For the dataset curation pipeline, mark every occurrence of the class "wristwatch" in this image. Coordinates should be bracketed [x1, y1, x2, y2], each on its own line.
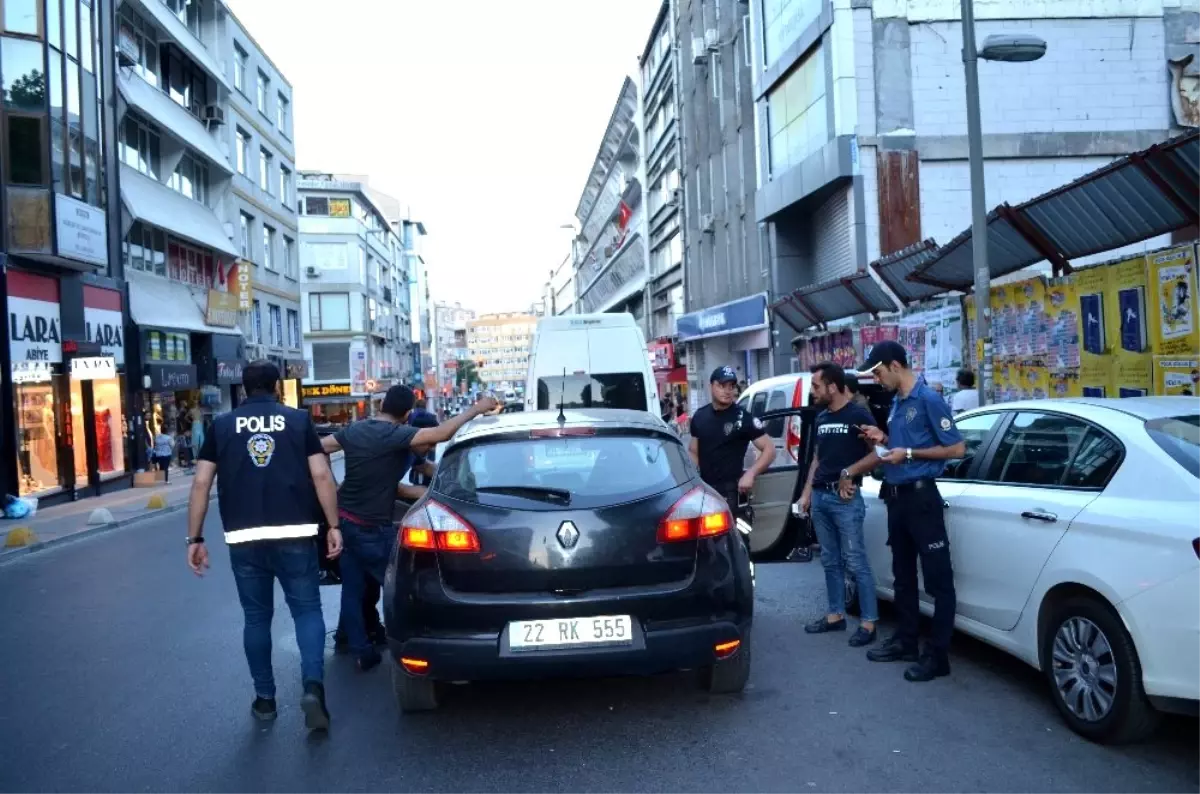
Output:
[839, 468, 852, 480]
[186, 536, 204, 546]
[905, 448, 914, 462]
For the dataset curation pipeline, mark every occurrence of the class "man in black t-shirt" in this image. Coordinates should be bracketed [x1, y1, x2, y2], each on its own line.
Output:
[797, 362, 882, 647]
[688, 366, 776, 519]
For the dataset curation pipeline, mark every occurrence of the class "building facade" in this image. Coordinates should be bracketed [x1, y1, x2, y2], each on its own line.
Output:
[547, 252, 575, 315]
[467, 312, 536, 391]
[431, 300, 475, 398]
[674, 0, 772, 403]
[297, 173, 411, 425]
[0, 0, 126, 504]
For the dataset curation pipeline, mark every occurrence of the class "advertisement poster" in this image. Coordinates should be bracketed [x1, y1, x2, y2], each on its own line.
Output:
[1021, 363, 1050, 400]
[859, 325, 878, 363]
[1049, 371, 1081, 399]
[1045, 276, 1080, 372]
[1153, 357, 1200, 396]
[1075, 264, 1112, 387]
[1146, 245, 1199, 356]
[939, 303, 963, 371]
[1112, 354, 1152, 398]
[1008, 278, 1047, 358]
[924, 308, 941, 375]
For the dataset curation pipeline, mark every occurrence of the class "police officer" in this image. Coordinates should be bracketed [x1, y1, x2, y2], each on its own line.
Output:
[857, 341, 965, 682]
[688, 366, 776, 520]
[186, 360, 342, 732]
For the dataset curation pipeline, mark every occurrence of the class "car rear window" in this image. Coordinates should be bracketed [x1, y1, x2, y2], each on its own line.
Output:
[1145, 415, 1200, 479]
[536, 373, 647, 410]
[433, 434, 693, 509]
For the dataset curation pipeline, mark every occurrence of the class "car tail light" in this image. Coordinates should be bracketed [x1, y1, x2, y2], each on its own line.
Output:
[400, 657, 430, 675]
[531, 426, 596, 438]
[786, 379, 806, 463]
[399, 501, 481, 553]
[658, 485, 732, 543]
[714, 639, 741, 659]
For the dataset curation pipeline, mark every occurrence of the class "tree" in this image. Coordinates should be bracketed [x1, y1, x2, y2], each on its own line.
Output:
[456, 359, 480, 390]
[8, 70, 45, 110]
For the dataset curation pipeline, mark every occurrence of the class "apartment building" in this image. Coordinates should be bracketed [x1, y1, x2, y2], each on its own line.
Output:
[431, 300, 475, 396]
[467, 313, 537, 390]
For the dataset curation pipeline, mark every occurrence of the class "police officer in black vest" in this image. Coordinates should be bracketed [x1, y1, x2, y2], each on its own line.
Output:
[858, 341, 965, 682]
[186, 360, 342, 733]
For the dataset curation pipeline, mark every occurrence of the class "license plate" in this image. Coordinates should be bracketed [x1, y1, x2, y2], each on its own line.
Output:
[508, 615, 633, 652]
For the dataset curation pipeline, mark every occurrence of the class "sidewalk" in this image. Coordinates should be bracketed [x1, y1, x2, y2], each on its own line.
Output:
[1, 472, 202, 563]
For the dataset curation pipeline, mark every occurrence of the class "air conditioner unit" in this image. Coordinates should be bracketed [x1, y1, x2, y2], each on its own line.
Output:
[305, 265, 320, 277]
[701, 213, 716, 233]
[691, 37, 707, 65]
[705, 28, 720, 51]
[203, 105, 225, 125]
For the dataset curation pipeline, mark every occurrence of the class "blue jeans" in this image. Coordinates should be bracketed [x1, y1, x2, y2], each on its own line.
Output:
[228, 538, 326, 699]
[339, 518, 397, 658]
[811, 489, 879, 622]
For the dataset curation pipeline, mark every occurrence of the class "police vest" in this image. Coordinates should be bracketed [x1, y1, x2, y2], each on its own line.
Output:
[210, 396, 320, 544]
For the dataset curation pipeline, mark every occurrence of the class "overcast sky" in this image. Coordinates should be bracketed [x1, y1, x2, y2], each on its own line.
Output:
[225, 0, 661, 315]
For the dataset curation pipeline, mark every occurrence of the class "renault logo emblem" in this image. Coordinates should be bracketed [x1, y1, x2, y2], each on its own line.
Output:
[556, 521, 579, 549]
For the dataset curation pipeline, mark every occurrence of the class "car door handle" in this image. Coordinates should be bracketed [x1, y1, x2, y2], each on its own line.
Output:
[1021, 510, 1058, 523]
[942, 500, 950, 509]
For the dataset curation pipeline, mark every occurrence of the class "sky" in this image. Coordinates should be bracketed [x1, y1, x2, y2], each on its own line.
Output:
[225, 0, 662, 316]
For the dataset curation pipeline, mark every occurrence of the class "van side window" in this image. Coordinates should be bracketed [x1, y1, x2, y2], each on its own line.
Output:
[764, 388, 788, 438]
[750, 392, 767, 416]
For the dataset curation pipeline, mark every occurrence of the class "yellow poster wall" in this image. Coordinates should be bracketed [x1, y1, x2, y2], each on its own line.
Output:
[1105, 257, 1153, 397]
[1153, 357, 1200, 396]
[1074, 264, 1112, 396]
[1146, 245, 1199, 357]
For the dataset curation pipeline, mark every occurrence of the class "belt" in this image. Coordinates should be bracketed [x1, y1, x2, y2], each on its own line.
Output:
[881, 478, 937, 497]
[812, 478, 863, 491]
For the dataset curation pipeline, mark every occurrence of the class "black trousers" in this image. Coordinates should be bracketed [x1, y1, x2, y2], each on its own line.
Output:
[884, 481, 956, 654]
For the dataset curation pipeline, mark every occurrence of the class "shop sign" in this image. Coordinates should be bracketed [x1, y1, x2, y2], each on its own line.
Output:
[54, 193, 108, 267]
[216, 360, 245, 384]
[234, 261, 253, 310]
[285, 359, 309, 379]
[648, 341, 674, 371]
[83, 286, 125, 366]
[300, 382, 352, 400]
[206, 290, 240, 328]
[147, 363, 197, 391]
[11, 361, 52, 383]
[676, 293, 769, 342]
[70, 356, 117, 380]
[8, 271, 62, 365]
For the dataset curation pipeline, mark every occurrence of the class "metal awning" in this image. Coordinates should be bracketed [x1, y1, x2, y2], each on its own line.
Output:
[118, 71, 233, 174]
[910, 130, 1199, 291]
[120, 165, 240, 258]
[869, 239, 951, 305]
[770, 271, 899, 332]
[127, 271, 245, 336]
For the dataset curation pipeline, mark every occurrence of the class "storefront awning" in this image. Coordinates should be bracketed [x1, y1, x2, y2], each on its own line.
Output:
[118, 72, 233, 175]
[770, 271, 898, 332]
[128, 273, 245, 336]
[869, 239, 950, 306]
[120, 165, 240, 258]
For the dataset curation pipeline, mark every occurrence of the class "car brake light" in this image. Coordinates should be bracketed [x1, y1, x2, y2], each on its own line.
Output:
[400, 657, 430, 675]
[714, 639, 741, 659]
[399, 501, 481, 553]
[658, 485, 732, 543]
[786, 379, 805, 463]
[531, 426, 596, 438]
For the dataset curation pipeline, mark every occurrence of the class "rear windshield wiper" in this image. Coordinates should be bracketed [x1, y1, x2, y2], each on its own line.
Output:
[475, 485, 572, 505]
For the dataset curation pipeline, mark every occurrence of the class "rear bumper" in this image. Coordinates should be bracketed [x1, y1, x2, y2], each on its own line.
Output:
[388, 617, 749, 681]
[1117, 567, 1200, 701]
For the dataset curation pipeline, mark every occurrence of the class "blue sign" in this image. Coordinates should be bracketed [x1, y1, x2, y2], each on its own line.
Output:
[676, 293, 768, 341]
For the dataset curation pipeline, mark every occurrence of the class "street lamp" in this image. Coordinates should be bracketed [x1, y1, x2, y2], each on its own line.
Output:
[961, 1, 1047, 406]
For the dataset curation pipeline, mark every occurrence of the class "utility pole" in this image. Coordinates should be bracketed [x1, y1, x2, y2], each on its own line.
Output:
[961, 0, 991, 406]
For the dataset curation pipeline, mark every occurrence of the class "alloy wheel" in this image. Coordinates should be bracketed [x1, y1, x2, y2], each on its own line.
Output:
[1051, 616, 1118, 723]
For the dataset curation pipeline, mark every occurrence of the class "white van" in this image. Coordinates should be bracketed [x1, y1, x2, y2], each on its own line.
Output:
[524, 314, 657, 413]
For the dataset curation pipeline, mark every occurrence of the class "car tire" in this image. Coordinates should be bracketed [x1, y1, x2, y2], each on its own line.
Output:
[391, 660, 440, 713]
[702, 629, 752, 695]
[844, 572, 861, 618]
[1041, 596, 1160, 744]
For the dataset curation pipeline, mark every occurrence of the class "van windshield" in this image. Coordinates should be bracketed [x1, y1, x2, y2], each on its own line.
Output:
[536, 373, 647, 410]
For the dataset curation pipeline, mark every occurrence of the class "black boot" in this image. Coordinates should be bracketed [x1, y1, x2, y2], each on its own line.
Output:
[866, 634, 919, 663]
[300, 681, 330, 732]
[251, 695, 277, 721]
[904, 650, 951, 682]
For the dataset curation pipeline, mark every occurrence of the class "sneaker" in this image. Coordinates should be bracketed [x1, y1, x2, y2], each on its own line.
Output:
[904, 651, 951, 682]
[804, 616, 847, 634]
[848, 626, 877, 647]
[357, 648, 383, 672]
[300, 681, 330, 732]
[251, 696, 277, 722]
[865, 635, 919, 663]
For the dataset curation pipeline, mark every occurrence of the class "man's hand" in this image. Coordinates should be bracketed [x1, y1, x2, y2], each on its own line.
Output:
[737, 471, 756, 494]
[187, 543, 210, 577]
[474, 395, 500, 416]
[858, 425, 887, 445]
[881, 447, 907, 465]
[797, 489, 811, 515]
[326, 528, 343, 560]
[837, 478, 858, 500]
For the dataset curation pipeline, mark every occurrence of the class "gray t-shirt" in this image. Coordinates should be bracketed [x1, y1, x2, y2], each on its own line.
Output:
[335, 419, 420, 525]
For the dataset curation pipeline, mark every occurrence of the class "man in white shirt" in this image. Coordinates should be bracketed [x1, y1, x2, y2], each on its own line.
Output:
[950, 369, 980, 414]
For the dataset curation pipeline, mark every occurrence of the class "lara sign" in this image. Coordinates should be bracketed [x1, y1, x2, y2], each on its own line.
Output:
[8, 271, 62, 365]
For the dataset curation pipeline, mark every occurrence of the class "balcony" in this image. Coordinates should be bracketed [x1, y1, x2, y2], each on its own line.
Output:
[127, 0, 230, 92]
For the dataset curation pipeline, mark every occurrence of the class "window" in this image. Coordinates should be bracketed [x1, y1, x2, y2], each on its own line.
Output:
[235, 128, 249, 175]
[256, 69, 268, 115]
[169, 151, 208, 203]
[1146, 415, 1200, 479]
[304, 196, 328, 215]
[535, 373, 647, 411]
[943, 412, 1002, 480]
[765, 45, 829, 178]
[251, 300, 262, 343]
[312, 342, 350, 380]
[162, 0, 200, 35]
[268, 304, 282, 346]
[259, 147, 272, 192]
[4, 0, 42, 36]
[118, 8, 158, 86]
[1064, 428, 1122, 488]
[239, 212, 252, 258]
[277, 92, 289, 132]
[145, 329, 189, 362]
[163, 49, 207, 115]
[279, 165, 290, 205]
[282, 235, 295, 277]
[286, 309, 300, 348]
[167, 238, 212, 287]
[308, 293, 351, 332]
[120, 114, 161, 179]
[984, 413, 1097, 487]
[262, 224, 274, 270]
[233, 43, 247, 92]
[122, 221, 167, 277]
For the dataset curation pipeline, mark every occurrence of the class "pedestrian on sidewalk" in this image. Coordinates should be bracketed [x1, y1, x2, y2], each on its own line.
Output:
[185, 360, 343, 733]
[320, 387, 497, 671]
[152, 430, 174, 482]
[796, 362, 881, 647]
[858, 341, 965, 682]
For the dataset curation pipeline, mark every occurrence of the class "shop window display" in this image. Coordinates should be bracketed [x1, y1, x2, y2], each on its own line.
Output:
[70, 377, 126, 486]
[15, 380, 62, 496]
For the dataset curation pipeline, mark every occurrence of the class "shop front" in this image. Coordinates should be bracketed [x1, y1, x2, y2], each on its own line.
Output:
[299, 382, 363, 429]
[676, 293, 771, 409]
[282, 359, 308, 409]
[649, 340, 688, 412]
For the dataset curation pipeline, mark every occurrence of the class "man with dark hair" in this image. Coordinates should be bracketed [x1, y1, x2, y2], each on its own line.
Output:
[186, 360, 342, 732]
[321, 387, 497, 670]
[950, 369, 979, 415]
[858, 341, 965, 682]
[797, 362, 880, 646]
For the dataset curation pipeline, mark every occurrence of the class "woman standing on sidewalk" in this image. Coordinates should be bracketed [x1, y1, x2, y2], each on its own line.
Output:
[152, 430, 174, 482]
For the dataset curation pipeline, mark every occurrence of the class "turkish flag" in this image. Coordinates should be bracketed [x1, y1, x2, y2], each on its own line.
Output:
[617, 201, 632, 230]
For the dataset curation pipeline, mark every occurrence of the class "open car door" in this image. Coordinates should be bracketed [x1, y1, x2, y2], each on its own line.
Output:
[745, 406, 820, 559]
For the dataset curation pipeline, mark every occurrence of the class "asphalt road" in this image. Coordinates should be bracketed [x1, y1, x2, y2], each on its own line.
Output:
[0, 510, 1195, 793]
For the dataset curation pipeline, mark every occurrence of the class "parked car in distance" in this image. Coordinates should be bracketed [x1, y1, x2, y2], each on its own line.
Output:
[847, 396, 1199, 744]
[383, 408, 755, 712]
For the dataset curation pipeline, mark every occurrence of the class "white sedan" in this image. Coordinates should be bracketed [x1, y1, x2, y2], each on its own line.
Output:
[853, 396, 1199, 744]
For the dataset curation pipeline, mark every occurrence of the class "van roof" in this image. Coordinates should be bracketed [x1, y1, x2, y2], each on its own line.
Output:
[535, 314, 639, 332]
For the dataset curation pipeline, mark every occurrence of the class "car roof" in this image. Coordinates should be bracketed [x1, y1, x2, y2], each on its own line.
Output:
[965, 396, 1199, 421]
[741, 373, 809, 394]
[450, 408, 670, 446]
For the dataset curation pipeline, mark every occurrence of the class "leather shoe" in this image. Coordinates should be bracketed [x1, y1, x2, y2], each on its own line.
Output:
[904, 652, 951, 682]
[804, 616, 847, 634]
[866, 635, 919, 663]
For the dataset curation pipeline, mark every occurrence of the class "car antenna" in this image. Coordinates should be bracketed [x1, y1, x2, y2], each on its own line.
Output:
[556, 367, 567, 424]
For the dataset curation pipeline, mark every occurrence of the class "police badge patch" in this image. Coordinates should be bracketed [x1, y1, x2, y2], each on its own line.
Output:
[723, 422, 735, 436]
[752, 417, 764, 430]
[940, 417, 953, 431]
[247, 433, 276, 467]
[905, 406, 918, 423]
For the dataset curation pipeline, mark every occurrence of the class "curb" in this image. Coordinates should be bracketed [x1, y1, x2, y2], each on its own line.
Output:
[0, 495, 215, 566]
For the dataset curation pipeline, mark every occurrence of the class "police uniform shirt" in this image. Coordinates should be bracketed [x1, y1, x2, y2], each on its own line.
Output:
[882, 381, 964, 484]
[689, 403, 766, 488]
[197, 395, 324, 543]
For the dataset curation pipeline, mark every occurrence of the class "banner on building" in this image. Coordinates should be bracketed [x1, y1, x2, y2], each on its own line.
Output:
[206, 290, 240, 327]
[233, 261, 253, 310]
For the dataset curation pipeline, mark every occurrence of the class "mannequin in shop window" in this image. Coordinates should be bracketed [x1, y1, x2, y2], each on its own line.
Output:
[95, 402, 114, 473]
[190, 404, 205, 469]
